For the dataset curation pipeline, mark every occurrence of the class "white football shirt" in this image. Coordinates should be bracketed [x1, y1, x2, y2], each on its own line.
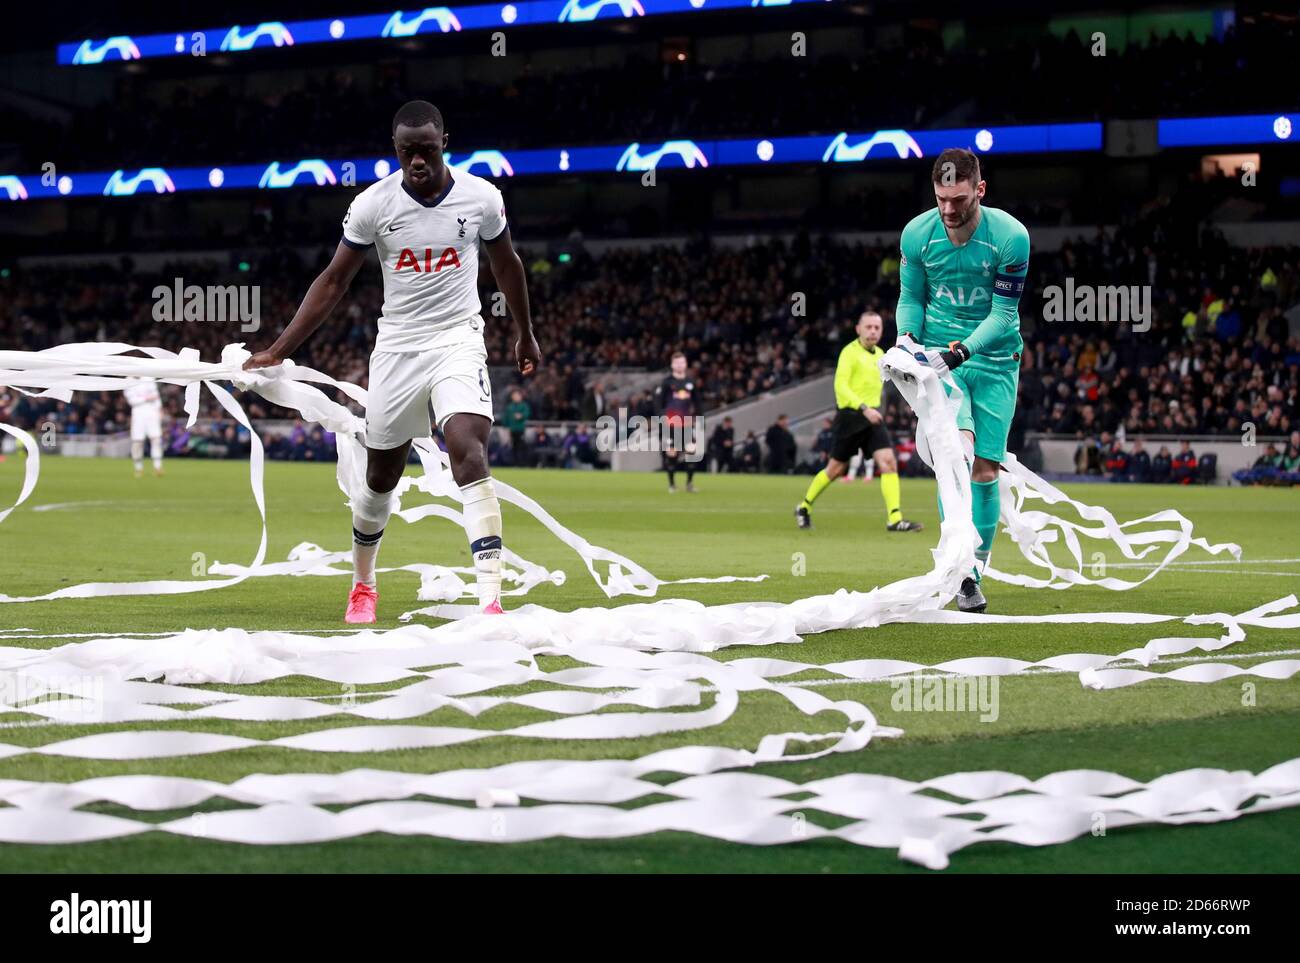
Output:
[123, 380, 161, 409]
[341, 168, 508, 353]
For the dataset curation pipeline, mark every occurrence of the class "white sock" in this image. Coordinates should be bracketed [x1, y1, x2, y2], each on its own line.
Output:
[351, 481, 394, 588]
[460, 476, 503, 608]
[131, 441, 144, 472]
[151, 437, 163, 470]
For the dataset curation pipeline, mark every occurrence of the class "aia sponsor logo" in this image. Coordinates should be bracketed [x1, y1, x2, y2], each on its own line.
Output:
[394, 247, 462, 273]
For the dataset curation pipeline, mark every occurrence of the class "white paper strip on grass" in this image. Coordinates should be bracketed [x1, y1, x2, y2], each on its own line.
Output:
[2, 594, 1297, 752]
[0, 342, 743, 602]
[0, 423, 39, 525]
[877, 348, 1242, 590]
[0, 346, 1277, 867]
[4, 343, 1238, 608]
[0, 760, 1297, 870]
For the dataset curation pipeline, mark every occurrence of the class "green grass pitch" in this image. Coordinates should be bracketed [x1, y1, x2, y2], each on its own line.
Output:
[1, 455, 1298, 873]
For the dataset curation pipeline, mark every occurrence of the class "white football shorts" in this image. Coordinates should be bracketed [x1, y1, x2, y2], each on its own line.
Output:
[130, 405, 163, 441]
[365, 318, 494, 450]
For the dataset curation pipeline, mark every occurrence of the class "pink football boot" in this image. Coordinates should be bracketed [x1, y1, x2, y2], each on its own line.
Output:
[345, 583, 378, 624]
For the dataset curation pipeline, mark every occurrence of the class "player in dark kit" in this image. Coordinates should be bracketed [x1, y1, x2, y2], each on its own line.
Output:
[656, 351, 698, 493]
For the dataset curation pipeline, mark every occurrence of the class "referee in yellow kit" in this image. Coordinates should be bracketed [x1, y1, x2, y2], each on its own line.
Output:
[795, 310, 923, 532]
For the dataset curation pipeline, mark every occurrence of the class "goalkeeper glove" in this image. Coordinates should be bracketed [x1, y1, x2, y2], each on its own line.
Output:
[912, 340, 971, 377]
[941, 340, 971, 371]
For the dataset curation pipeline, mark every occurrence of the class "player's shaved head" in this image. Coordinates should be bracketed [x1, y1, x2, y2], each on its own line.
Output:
[392, 101, 449, 194]
[857, 311, 882, 348]
[393, 100, 444, 135]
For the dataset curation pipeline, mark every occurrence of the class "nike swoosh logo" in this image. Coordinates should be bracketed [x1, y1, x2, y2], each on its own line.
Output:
[387, 223, 400, 233]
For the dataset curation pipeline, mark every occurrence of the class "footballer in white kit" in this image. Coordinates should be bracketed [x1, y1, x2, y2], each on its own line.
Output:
[244, 101, 540, 623]
[123, 378, 165, 477]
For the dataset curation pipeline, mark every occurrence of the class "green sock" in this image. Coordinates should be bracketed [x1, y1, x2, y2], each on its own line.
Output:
[801, 469, 833, 509]
[971, 478, 1000, 579]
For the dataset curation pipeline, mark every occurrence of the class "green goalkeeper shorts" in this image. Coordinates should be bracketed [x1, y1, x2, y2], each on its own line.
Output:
[946, 364, 1019, 463]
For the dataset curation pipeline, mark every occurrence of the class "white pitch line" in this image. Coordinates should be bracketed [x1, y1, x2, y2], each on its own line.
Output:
[1105, 558, 1300, 569]
[0, 628, 378, 639]
[1143, 569, 1300, 578]
[0, 718, 59, 731]
[31, 500, 121, 513]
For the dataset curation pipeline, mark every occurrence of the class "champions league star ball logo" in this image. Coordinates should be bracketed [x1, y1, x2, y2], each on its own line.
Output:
[103, 169, 176, 196]
[258, 160, 338, 189]
[70, 36, 141, 64]
[220, 23, 295, 51]
[381, 8, 463, 36]
[448, 151, 515, 177]
[0, 176, 29, 201]
[558, 0, 646, 22]
[615, 141, 709, 171]
[822, 130, 924, 162]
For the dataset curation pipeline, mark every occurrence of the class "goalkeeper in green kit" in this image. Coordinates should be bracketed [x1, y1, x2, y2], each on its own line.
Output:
[895, 148, 1031, 614]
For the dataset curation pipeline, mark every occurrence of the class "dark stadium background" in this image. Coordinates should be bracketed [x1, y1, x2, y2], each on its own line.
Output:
[1, 1, 1297, 484]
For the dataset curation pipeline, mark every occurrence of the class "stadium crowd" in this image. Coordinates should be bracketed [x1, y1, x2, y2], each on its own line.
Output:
[2, 195, 1297, 478]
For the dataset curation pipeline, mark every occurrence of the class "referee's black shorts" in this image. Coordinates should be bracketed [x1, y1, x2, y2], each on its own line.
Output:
[829, 407, 892, 463]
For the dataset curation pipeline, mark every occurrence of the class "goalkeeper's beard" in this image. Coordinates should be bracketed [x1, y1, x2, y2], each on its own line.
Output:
[944, 199, 980, 231]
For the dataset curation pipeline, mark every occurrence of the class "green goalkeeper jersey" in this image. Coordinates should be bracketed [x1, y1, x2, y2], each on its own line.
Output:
[895, 205, 1031, 372]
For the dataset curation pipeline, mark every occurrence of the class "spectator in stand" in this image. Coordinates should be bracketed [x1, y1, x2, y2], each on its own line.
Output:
[1127, 439, 1152, 483]
[1256, 442, 1281, 470]
[1152, 445, 1173, 483]
[811, 417, 834, 467]
[765, 415, 797, 474]
[708, 416, 735, 473]
[532, 426, 561, 468]
[1104, 435, 1130, 481]
[580, 382, 608, 422]
[562, 423, 597, 468]
[738, 431, 762, 473]
[504, 389, 531, 467]
[1281, 431, 1300, 476]
[1075, 435, 1103, 475]
[1171, 440, 1198, 484]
